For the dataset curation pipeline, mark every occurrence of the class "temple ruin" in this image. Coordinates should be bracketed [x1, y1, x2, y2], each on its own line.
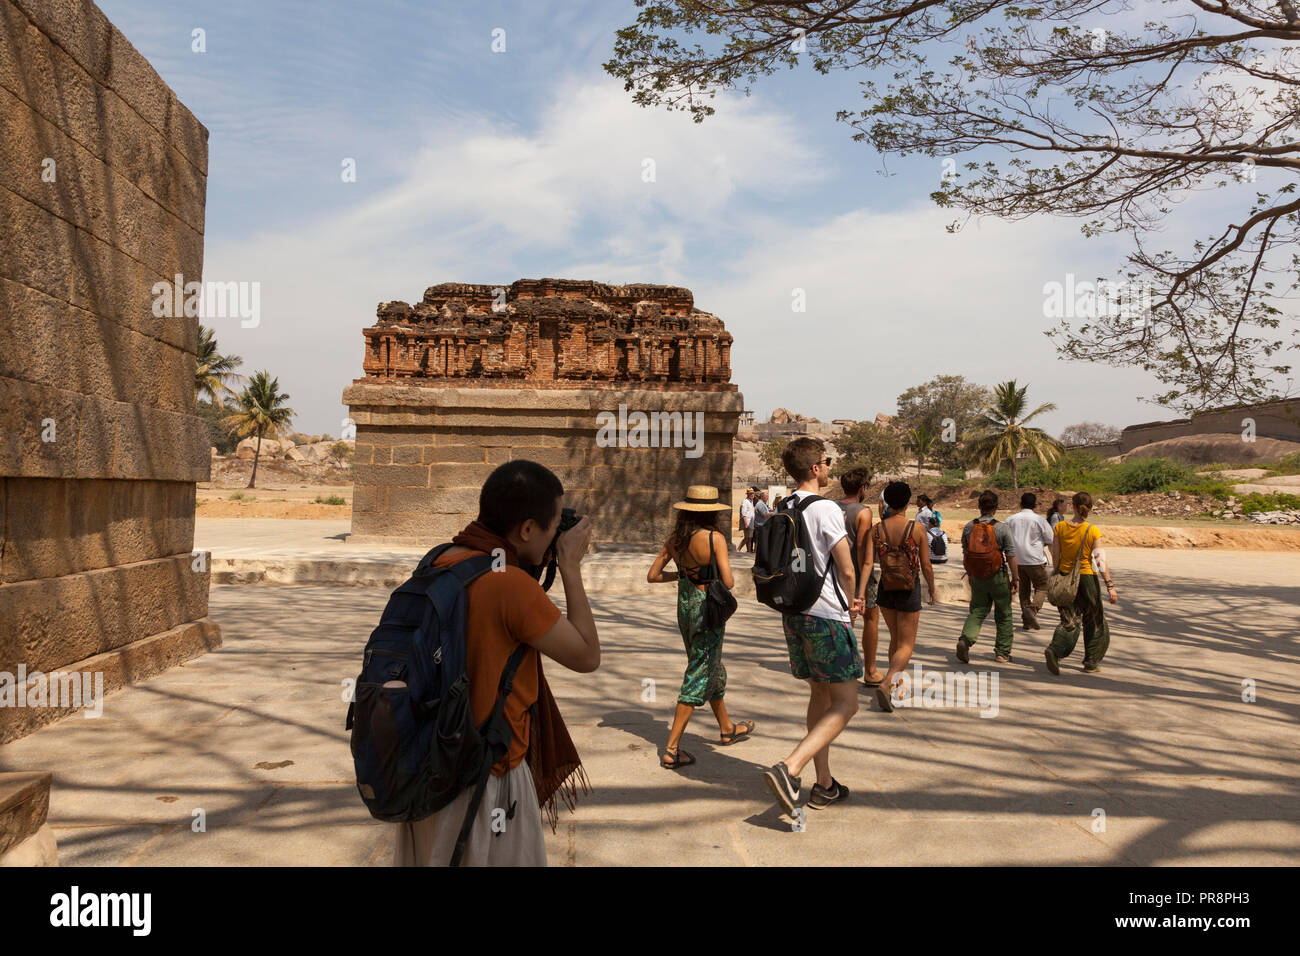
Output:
[343, 279, 744, 548]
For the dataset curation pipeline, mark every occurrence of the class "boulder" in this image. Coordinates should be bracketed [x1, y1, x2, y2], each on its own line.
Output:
[236, 437, 283, 460]
[285, 447, 307, 462]
[1122, 433, 1300, 466]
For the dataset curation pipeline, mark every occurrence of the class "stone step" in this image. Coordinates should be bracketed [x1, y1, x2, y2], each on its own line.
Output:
[0, 771, 57, 866]
[211, 552, 972, 603]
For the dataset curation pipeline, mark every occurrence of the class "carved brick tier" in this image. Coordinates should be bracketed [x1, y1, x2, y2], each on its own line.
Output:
[357, 279, 735, 391]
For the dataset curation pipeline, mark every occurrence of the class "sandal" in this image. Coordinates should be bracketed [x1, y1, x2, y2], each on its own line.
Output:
[863, 672, 885, 688]
[719, 720, 755, 746]
[660, 747, 696, 769]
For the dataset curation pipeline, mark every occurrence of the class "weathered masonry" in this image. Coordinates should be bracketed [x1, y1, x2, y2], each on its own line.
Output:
[0, 0, 220, 747]
[343, 279, 744, 548]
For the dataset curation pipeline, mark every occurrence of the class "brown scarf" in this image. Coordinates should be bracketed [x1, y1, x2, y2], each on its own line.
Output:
[450, 521, 590, 831]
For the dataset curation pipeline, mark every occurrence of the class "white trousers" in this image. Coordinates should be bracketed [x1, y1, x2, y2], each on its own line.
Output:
[392, 761, 547, 867]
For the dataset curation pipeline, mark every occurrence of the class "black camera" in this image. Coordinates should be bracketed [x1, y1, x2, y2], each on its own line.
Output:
[534, 507, 583, 591]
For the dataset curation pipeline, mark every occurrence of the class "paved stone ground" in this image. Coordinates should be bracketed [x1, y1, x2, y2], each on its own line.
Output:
[2, 548, 1297, 866]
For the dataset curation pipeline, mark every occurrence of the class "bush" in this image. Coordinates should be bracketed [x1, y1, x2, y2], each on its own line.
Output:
[1110, 458, 1193, 494]
[939, 468, 966, 486]
[195, 400, 239, 454]
[1267, 453, 1300, 477]
[1238, 492, 1300, 514]
[314, 495, 346, 505]
[227, 491, 247, 501]
[330, 441, 353, 462]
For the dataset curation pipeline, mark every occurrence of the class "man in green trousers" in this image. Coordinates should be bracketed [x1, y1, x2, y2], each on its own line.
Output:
[955, 491, 1019, 663]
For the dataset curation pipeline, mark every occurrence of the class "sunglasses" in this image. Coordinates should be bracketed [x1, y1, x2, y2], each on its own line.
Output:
[819, 458, 833, 468]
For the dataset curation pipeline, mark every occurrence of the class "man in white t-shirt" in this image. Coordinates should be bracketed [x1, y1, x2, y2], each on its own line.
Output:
[1005, 491, 1054, 630]
[762, 437, 862, 817]
[739, 489, 756, 552]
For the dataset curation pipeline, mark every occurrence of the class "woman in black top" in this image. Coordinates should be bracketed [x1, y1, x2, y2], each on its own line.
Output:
[648, 486, 751, 768]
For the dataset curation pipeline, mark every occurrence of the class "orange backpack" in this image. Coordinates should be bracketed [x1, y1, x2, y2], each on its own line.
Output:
[963, 520, 1004, 579]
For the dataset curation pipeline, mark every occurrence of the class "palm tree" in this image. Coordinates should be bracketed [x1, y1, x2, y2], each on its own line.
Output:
[196, 325, 245, 408]
[964, 381, 1064, 490]
[907, 423, 937, 479]
[221, 371, 297, 489]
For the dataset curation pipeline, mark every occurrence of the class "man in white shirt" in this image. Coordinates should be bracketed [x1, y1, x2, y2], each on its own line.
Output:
[739, 489, 756, 552]
[761, 438, 861, 816]
[1005, 491, 1054, 630]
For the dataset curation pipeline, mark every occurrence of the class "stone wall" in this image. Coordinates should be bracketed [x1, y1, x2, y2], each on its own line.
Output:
[1120, 399, 1300, 453]
[344, 385, 743, 549]
[0, 0, 219, 742]
[345, 280, 743, 549]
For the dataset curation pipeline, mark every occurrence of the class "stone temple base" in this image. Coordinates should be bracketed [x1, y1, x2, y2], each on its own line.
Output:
[343, 384, 744, 550]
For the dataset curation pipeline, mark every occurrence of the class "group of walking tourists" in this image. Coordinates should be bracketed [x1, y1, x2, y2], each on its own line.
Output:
[368, 441, 1124, 865]
[648, 436, 1122, 818]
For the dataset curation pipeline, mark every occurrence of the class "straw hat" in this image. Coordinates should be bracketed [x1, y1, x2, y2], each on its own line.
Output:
[672, 485, 731, 512]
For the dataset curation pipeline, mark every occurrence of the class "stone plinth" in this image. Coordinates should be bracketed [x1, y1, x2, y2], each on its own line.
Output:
[0, 0, 219, 742]
[343, 384, 744, 548]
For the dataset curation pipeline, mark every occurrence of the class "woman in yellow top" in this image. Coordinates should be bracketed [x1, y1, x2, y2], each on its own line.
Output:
[1046, 491, 1118, 675]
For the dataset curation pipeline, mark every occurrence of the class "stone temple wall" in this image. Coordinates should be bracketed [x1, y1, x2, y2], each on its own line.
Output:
[344, 280, 744, 549]
[1120, 398, 1300, 453]
[0, 0, 219, 742]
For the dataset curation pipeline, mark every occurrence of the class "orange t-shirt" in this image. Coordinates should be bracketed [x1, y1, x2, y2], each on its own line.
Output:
[434, 551, 562, 775]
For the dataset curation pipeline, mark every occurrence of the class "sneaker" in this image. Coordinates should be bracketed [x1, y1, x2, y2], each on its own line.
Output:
[955, 639, 970, 664]
[807, 778, 849, 810]
[763, 762, 801, 815]
[995, 654, 1012, 664]
[1044, 647, 1060, 676]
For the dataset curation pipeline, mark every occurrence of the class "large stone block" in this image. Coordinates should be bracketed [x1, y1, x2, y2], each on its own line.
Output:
[0, 617, 221, 743]
[351, 463, 428, 488]
[0, 187, 198, 353]
[0, 771, 51, 857]
[0, 377, 210, 481]
[0, 277, 193, 413]
[0, 0, 207, 225]
[1, 477, 196, 583]
[350, 512, 465, 542]
[384, 485, 481, 515]
[0, 552, 211, 675]
[8, 0, 209, 176]
[0, 84, 204, 282]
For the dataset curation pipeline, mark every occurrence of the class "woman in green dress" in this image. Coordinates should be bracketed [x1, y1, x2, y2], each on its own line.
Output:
[647, 485, 754, 768]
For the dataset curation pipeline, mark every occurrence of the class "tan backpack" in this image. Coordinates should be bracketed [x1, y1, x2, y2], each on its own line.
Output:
[874, 519, 919, 591]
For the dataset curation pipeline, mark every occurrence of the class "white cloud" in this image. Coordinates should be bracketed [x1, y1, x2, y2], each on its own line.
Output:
[199, 79, 828, 434]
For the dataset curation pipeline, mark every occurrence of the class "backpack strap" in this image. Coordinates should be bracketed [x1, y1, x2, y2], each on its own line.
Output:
[1071, 523, 1093, 571]
[450, 642, 529, 867]
[414, 542, 457, 577]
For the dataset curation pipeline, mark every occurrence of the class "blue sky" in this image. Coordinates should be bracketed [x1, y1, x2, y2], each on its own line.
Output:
[98, 0, 1236, 437]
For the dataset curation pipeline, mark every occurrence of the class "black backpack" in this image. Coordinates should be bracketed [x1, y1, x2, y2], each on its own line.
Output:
[752, 493, 847, 614]
[346, 543, 527, 866]
[928, 527, 948, 560]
